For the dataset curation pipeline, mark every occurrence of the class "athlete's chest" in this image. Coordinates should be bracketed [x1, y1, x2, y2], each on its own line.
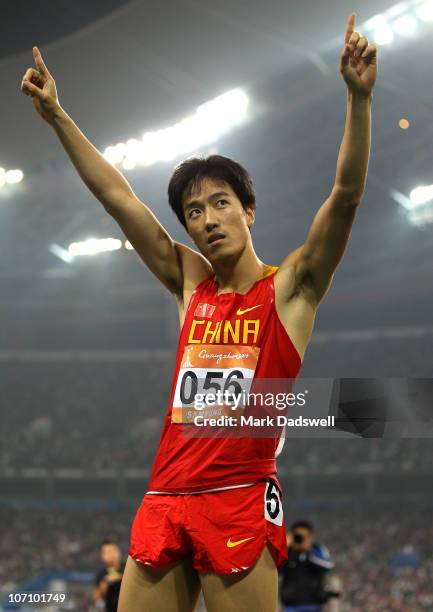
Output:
[183, 285, 273, 347]
[172, 290, 270, 424]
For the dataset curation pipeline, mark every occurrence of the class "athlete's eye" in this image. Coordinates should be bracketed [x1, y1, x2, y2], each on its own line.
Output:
[189, 208, 201, 219]
[216, 199, 228, 207]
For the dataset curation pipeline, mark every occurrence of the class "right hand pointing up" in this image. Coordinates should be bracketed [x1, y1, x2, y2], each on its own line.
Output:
[21, 47, 60, 123]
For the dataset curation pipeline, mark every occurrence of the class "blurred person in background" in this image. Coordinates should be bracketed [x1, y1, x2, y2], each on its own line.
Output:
[93, 540, 125, 612]
[279, 521, 339, 612]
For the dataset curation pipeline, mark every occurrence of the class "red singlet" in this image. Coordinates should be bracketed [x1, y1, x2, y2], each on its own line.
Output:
[147, 265, 302, 493]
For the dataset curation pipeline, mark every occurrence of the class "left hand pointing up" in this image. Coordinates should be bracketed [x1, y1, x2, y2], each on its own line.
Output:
[340, 13, 377, 97]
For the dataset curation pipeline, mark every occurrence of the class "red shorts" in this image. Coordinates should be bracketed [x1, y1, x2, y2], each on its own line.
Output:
[128, 478, 287, 574]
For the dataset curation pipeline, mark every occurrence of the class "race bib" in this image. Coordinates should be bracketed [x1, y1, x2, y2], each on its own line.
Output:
[171, 344, 260, 423]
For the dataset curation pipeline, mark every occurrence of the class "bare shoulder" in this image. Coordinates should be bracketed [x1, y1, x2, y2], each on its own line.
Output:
[175, 242, 213, 293]
[173, 242, 213, 325]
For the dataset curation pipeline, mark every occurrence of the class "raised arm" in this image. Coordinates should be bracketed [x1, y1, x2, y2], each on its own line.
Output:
[21, 47, 211, 298]
[277, 14, 377, 305]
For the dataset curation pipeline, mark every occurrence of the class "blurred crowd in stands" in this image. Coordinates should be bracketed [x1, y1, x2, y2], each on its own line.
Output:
[0, 358, 170, 472]
[1, 339, 432, 610]
[1, 357, 433, 474]
[0, 352, 432, 474]
[302, 333, 433, 378]
[0, 501, 432, 611]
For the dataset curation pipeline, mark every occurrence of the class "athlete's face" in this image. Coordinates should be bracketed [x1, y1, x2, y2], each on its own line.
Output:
[100, 544, 121, 567]
[182, 177, 255, 260]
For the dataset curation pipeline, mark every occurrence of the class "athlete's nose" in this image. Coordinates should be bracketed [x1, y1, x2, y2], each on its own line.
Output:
[205, 220, 219, 232]
[204, 211, 219, 232]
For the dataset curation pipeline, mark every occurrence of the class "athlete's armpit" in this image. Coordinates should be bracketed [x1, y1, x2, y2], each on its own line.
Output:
[274, 246, 306, 302]
[279, 187, 360, 305]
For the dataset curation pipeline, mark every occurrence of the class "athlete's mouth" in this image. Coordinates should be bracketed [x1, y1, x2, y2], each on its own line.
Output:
[207, 233, 226, 245]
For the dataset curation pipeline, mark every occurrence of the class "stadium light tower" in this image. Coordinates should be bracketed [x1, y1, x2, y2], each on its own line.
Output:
[103, 88, 249, 171]
[391, 183, 433, 227]
[0, 167, 24, 190]
[362, 0, 433, 46]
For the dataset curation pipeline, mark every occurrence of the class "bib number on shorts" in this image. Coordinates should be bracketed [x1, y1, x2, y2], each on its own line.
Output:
[171, 344, 260, 423]
[264, 479, 283, 526]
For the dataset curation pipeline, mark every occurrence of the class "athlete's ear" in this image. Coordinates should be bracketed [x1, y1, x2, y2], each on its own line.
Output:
[246, 206, 255, 228]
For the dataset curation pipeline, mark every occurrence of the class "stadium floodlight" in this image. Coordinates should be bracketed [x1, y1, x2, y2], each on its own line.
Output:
[362, 0, 433, 47]
[122, 157, 137, 170]
[124, 240, 134, 250]
[388, 2, 411, 18]
[408, 206, 433, 226]
[392, 184, 433, 227]
[373, 25, 395, 44]
[0, 167, 24, 189]
[0, 168, 24, 186]
[392, 184, 433, 210]
[365, 13, 389, 30]
[393, 14, 418, 35]
[365, 14, 395, 44]
[49, 243, 75, 263]
[5, 169, 24, 184]
[390, 189, 412, 210]
[124, 138, 145, 166]
[68, 237, 123, 256]
[103, 143, 126, 165]
[415, 0, 433, 22]
[102, 88, 249, 171]
[409, 184, 433, 206]
[196, 89, 249, 135]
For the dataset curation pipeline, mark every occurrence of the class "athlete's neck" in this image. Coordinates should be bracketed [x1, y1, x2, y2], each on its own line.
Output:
[212, 249, 269, 295]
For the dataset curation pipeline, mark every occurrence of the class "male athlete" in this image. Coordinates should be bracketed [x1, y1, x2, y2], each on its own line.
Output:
[21, 13, 376, 612]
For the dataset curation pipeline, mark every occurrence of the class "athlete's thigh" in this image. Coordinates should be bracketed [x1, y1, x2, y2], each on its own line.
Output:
[199, 544, 278, 612]
[118, 554, 201, 612]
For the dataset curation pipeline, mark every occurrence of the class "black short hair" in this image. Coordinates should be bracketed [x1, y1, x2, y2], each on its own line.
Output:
[100, 539, 119, 548]
[291, 520, 314, 533]
[167, 154, 256, 228]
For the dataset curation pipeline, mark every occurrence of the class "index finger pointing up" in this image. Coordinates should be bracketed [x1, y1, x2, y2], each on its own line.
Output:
[32, 46, 50, 77]
[345, 13, 356, 44]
